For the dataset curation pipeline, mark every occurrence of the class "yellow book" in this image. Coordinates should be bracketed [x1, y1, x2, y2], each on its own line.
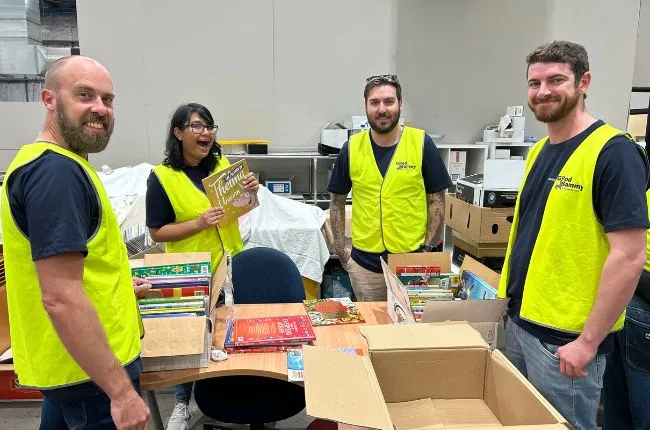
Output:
[201, 159, 259, 226]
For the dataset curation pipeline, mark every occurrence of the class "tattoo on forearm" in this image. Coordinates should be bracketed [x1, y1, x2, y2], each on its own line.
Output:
[425, 191, 445, 246]
[330, 193, 348, 256]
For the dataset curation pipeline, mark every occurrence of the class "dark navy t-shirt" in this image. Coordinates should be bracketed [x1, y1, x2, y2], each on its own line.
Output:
[7, 151, 99, 260]
[145, 166, 209, 229]
[505, 120, 650, 353]
[327, 132, 452, 273]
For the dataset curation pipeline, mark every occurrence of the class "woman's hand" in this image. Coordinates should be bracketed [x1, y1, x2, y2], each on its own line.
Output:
[196, 207, 225, 230]
[243, 172, 259, 193]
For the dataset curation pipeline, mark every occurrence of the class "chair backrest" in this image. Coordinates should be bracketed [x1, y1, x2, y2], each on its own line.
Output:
[231, 247, 306, 304]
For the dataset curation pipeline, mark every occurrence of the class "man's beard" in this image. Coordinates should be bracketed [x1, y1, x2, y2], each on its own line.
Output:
[57, 99, 114, 154]
[368, 110, 401, 135]
[529, 89, 580, 123]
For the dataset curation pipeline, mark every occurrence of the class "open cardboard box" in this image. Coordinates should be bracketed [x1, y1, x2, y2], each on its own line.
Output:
[382, 252, 507, 349]
[133, 252, 227, 372]
[303, 322, 569, 429]
[445, 193, 514, 243]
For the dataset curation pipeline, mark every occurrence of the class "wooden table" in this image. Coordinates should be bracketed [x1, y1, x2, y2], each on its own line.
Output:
[142, 301, 390, 429]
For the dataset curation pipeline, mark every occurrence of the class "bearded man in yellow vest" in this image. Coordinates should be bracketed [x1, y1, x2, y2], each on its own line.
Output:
[145, 103, 258, 429]
[1, 56, 150, 429]
[328, 75, 452, 301]
[499, 41, 649, 430]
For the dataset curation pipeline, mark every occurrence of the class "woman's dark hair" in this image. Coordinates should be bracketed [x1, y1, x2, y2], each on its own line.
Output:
[162, 103, 222, 171]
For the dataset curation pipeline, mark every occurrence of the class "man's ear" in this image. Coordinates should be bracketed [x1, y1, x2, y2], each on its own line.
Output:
[578, 71, 592, 97]
[41, 89, 56, 111]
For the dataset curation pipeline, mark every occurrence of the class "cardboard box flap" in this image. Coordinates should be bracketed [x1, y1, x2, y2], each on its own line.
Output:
[303, 345, 393, 430]
[388, 252, 452, 273]
[360, 322, 488, 351]
[143, 251, 211, 266]
[459, 255, 501, 289]
[420, 299, 507, 324]
[141, 316, 207, 357]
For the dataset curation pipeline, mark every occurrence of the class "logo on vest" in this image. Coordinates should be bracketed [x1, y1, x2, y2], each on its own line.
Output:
[395, 161, 416, 171]
[554, 175, 583, 192]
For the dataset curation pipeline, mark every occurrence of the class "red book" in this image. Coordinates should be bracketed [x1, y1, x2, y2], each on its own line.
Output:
[149, 286, 209, 298]
[233, 315, 316, 347]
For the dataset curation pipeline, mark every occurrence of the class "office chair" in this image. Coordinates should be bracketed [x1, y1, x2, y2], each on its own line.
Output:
[194, 247, 307, 430]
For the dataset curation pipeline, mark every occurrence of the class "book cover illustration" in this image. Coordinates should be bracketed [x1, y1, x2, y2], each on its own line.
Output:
[303, 298, 365, 326]
[223, 321, 298, 353]
[232, 315, 316, 347]
[459, 270, 497, 300]
[287, 347, 363, 382]
[131, 262, 210, 278]
[202, 159, 259, 227]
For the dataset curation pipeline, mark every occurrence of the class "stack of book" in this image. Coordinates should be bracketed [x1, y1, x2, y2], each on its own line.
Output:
[131, 261, 212, 318]
[396, 265, 461, 321]
[138, 296, 209, 319]
[224, 315, 316, 354]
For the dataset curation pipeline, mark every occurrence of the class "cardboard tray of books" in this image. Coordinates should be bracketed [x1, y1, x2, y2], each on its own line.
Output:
[381, 252, 507, 350]
[131, 252, 227, 372]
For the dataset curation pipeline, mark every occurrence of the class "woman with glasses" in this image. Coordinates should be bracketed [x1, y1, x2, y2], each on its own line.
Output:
[145, 103, 259, 430]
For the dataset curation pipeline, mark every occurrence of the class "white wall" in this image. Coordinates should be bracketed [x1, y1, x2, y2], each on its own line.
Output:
[0, 102, 44, 170]
[545, 0, 640, 132]
[0, 0, 644, 169]
[397, 0, 641, 144]
[396, 0, 550, 143]
[76, 0, 396, 168]
[632, 0, 650, 111]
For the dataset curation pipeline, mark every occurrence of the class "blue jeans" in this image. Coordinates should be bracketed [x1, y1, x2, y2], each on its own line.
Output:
[39, 358, 142, 430]
[505, 320, 605, 430]
[175, 382, 193, 404]
[603, 295, 650, 430]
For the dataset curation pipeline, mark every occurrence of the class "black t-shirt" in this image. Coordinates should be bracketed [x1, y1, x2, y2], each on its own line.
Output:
[327, 132, 452, 273]
[7, 151, 99, 260]
[505, 120, 650, 353]
[145, 165, 210, 228]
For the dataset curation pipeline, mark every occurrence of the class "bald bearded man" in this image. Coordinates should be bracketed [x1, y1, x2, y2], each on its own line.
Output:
[1, 56, 150, 430]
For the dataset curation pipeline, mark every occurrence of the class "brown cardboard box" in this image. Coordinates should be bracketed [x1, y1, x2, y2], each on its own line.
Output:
[445, 193, 514, 243]
[381, 252, 507, 350]
[138, 252, 227, 372]
[303, 322, 569, 429]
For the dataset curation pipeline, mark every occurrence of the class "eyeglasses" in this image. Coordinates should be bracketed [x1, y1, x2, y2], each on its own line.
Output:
[366, 74, 399, 84]
[185, 122, 218, 134]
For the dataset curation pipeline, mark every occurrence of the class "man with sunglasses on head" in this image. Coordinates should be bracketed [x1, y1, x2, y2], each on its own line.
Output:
[328, 74, 452, 301]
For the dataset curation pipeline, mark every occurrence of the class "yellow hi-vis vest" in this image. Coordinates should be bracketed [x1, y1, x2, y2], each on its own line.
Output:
[0, 142, 141, 389]
[499, 123, 631, 334]
[152, 159, 244, 273]
[350, 126, 427, 253]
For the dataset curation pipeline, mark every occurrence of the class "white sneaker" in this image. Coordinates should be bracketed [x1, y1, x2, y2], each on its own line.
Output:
[166, 402, 192, 430]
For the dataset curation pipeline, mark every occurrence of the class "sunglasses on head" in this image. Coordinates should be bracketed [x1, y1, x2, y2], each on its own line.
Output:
[365, 74, 399, 83]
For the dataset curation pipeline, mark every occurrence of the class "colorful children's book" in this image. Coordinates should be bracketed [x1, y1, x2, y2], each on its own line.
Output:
[202, 159, 259, 226]
[232, 315, 316, 347]
[303, 298, 365, 326]
[460, 270, 497, 300]
[131, 262, 211, 278]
